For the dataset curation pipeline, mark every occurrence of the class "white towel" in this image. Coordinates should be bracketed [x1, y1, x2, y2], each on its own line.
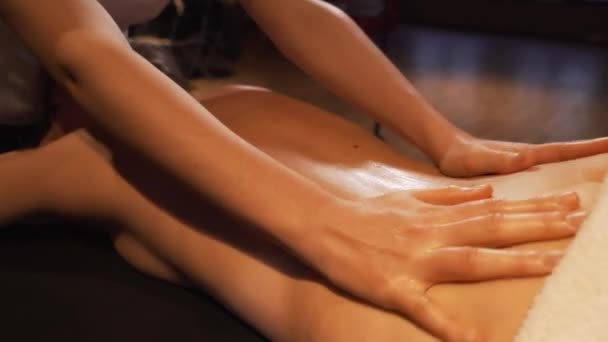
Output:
[516, 177, 608, 341]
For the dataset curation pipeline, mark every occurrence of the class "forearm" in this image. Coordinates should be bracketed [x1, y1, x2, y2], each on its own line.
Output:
[1, 0, 337, 252]
[57, 35, 336, 248]
[241, 0, 465, 161]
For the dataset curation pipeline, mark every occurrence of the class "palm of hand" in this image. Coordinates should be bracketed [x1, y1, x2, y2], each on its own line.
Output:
[316, 185, 583, 341]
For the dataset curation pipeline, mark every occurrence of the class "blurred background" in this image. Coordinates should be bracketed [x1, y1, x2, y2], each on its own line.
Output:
[130, 0, 608, 161]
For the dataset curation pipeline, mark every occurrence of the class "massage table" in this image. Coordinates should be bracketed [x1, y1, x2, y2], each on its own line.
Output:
[0, 221, 267, 342]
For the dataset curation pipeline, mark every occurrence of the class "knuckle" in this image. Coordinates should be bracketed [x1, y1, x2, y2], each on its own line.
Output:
[486, 198, 503, 212]
[426, 229, 444, 248]
[508, 154, 524, 166]
[460, 247, 481, 267]
[518, 252, 539, 272]
[489, 212, 505, 227]
[542, 211, 565, 226]
[518, 148, 534, 162]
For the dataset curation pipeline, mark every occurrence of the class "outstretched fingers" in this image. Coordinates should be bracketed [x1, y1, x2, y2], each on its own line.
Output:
[485, 192, 578, 213]
[434, 210, 584, 247]
[424, 247, 563, 283]
[412, 184, 493, 205]
[426, 192, 581, 224]
[528, 137, 608, 165]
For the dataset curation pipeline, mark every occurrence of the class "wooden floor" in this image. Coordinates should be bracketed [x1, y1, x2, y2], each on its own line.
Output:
[193, 25, 608, 161]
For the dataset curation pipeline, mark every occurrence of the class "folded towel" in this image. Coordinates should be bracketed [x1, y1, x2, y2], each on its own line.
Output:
[516, 177, 608, 342]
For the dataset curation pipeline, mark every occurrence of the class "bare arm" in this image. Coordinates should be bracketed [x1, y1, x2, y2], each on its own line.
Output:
[240, 0, 458, 161]
[240, 0, 608, 176]
[0, 0, 332, 247]
[0, 2, 584, 340]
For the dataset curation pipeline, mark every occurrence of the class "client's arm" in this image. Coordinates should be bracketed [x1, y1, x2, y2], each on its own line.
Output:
[0, 2, 582, 340]
[240, 0, 608, 176]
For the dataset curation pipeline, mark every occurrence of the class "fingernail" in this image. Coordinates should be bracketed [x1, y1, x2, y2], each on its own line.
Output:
[543, 251, 564, 269]
[567, 211, 587, 227]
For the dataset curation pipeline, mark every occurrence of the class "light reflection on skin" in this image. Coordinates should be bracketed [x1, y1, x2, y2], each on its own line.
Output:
[273, 152, 445, 199]
[272, 147, 608, 210]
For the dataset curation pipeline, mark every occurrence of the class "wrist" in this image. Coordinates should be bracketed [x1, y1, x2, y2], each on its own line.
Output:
[397, 111, 469, 164]
[427, 122, 470, 163]
[298, 198, 368, 272]
[262, 188, 345, 249]
[278, 195, 355, 267]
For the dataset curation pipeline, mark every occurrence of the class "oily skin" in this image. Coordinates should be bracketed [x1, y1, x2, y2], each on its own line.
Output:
[14, 89, 589, 342]
[54, 91, 583, 342]
[2, 116, 597, 342]
[2, 0, 608, 338]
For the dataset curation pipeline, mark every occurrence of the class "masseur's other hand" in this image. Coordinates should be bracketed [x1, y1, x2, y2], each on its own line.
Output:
[304, 184, 584, 342]
[437, 133, 608, 177]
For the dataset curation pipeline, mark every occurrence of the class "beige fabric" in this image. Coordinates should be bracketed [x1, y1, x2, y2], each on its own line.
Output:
[517, 176, 608, 341]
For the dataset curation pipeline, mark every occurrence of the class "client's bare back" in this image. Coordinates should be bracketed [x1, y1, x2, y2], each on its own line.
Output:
[5, 87, 608, 341]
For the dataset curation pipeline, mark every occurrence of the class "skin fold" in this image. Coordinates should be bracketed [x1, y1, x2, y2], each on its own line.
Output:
[2, 87, 605, 341]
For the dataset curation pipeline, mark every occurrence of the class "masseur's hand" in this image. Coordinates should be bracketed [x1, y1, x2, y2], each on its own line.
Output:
[303, 184, 584, 342]
[437, 132, 608, 177]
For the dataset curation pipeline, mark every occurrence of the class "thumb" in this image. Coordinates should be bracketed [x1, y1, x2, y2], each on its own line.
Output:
[413, 184, 493, 205]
